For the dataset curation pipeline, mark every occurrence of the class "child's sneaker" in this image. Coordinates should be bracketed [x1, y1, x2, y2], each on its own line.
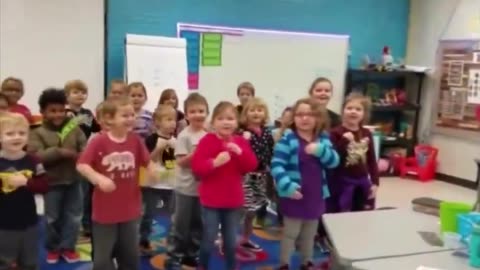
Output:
[164, 258, 182, 270]
[277, 264, 289, 270]
[300, 261, 314, 270]
[139, 240, 153, 256]
[46, 251, 60, 264]
[181, 256, 198, 268]
[252, 217, 265, 229]
[240, 240, 262, 252]
[61, 250, 80, 263]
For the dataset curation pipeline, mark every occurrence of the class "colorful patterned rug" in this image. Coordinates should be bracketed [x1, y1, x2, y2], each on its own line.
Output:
[39, 213, 328, 270]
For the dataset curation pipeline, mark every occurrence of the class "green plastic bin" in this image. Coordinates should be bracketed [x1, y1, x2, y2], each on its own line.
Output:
[439, 201, 473, 233]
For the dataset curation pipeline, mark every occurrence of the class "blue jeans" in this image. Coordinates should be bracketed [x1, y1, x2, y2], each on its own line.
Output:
[44, 181, 83, 252]
[199, 207, 240, 270]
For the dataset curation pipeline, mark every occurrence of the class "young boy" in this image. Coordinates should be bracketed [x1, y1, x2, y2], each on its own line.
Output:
[0, 77, 33, 124]
[64, 79, 101, 237]
[165, 93, 209, 269]
[140, 104, 177, 254]
[28, 88, 87, 264]
[236, 81, 255, 115]
[107, 79, 128, 101]
[77, 98, 152, 270]
[0, 113, 48, 270]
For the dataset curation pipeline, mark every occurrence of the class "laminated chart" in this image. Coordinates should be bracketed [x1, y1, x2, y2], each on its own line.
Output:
[201, 33, 223, 66]
[180, 31, 200, 90]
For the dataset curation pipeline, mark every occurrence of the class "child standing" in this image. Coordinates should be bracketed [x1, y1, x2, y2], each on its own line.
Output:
[0, 113, 48, 270]
[141, 105, 177, 254]
[191, 101, 257, 270]
[128, 82, 153, 139]
[238, 98, 274, 249]
[271, 98, 339, 270]
[165, 93, 209, 269]
[76, 98, 151, 270]
[158, 89, 187, 135]
[0, 77, 33, 124]
[236, 82, 255, 115]
[308, 77, 341, 127]
[28, 89, 87, 263]
[329, 93, 379, 212]
[64, 79, 101, 237]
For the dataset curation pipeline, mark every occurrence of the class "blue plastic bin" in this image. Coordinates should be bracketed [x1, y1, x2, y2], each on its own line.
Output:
[458, 212, 480, 244]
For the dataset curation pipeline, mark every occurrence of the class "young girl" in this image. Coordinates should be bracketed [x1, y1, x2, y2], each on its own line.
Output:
[271, 98, 339, 270]
[0, 77, 33, 124]
[128, 82, 153, 139]
[308, 77, 341, 128]
[237, 98, 274, 251]
[330, 93, 379, 212]
[236, 82, 255, 115]
[273, 107, 292, 142]
[191, 101, 257, 270]
[158, 89, 187, 135]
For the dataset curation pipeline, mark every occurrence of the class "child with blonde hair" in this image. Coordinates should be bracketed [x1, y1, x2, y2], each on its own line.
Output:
[329, 93, 379, 212]
[271, 98, 339, 270]
[107, 79, 127, 101]
[128, 82, 154, 139]
[236, 82, 255, 115]
[158, 89, 187, 135]
[191, 101, 257, 270]
[0, 113, 48, 270]
[237, 97, 274, 252]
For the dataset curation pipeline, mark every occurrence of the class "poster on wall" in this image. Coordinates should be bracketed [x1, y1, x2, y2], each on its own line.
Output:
[435, 39, 480, 132]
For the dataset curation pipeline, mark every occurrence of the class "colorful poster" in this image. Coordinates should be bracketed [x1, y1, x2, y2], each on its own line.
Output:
[180, 31, 200, 90]
[201, 33, 222, 66]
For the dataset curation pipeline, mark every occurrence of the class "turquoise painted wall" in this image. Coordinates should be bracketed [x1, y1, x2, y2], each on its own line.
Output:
[107, 0, 409, 83]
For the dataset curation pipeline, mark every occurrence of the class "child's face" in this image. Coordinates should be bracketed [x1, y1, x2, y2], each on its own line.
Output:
[186, 103, 208, 129]
[311, 81, 332, 106]
[67, 89, 87, 107]
[162, 95, 177, 108]
[42, 103, 67, 127]
[0, 124, 28, 152]
[110, 104, 135, 132]
[1, 80, 23, 105]
[238, 88, 253, 105]
[129, 86, 146, 111]
[108, 83, 127, 101]
[212, 108, 238, 137]
[281, 110, 292, 126]
[246, 106, 266, 125]
[343, 100, 365, 126]
[293, 103, 316, 132]
[0, 98, 9, 113]
[157, 115, 176, 135]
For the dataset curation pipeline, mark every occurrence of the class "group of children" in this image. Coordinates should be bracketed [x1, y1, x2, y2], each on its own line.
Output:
[0, 75, 379, 270]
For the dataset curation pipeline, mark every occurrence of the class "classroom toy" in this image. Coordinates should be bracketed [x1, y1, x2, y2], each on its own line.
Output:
[469, 224, 480, 267]
[399, 145, 438, 182]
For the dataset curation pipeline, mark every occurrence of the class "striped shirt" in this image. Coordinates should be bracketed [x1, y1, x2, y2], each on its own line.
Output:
[133, 109, 154, 139]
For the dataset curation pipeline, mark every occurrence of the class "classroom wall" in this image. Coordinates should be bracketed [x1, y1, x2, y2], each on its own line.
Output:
[107, 0, 410, 83]
[407, 0, 480, 182]
[0, 0, 104, 112]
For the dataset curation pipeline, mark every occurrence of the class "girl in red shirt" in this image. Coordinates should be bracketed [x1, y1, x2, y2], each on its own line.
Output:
[191, 101, 257, 270]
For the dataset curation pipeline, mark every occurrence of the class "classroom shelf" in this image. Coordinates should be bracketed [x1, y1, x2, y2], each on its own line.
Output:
[345, 68, 426, 155]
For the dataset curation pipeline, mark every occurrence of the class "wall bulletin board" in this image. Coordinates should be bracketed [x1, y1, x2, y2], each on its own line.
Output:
[435, 39, 480, 132]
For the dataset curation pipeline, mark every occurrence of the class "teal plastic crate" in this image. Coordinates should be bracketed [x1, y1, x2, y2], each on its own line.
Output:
[458, 212, 480, 244]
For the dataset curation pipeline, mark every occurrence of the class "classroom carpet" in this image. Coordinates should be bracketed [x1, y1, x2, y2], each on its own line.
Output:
[38, 213, 328, 270]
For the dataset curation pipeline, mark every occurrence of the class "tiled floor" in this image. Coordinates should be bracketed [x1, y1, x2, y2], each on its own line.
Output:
[34, 177, 476, 214]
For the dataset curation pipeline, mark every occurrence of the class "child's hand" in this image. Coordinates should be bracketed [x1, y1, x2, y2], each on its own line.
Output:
[213, 151, 231, 167]
[226, 142, 242, 155]
[243, 131, 252, 140]
[167, 138, 176, 148]
[6, 173, 28, 188]
[305, 143, 318, 155]
[290, 189, 303, 200]
[343, 132, 355, 142]
[96, 175, 116, 193]
[59, 148, 77, 158]
[155, 138, 168, 150]
[369, 185, 378, 199]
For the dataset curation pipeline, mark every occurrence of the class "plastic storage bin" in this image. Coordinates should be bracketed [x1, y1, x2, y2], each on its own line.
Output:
[458, 212, 480, 244]
[440, 201, 473, 233]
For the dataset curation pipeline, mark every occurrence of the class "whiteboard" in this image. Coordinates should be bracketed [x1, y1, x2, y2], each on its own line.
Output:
[125, 34, 188, 112]
[178, 23, 349, 119]
[0, 0, 104, 113]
